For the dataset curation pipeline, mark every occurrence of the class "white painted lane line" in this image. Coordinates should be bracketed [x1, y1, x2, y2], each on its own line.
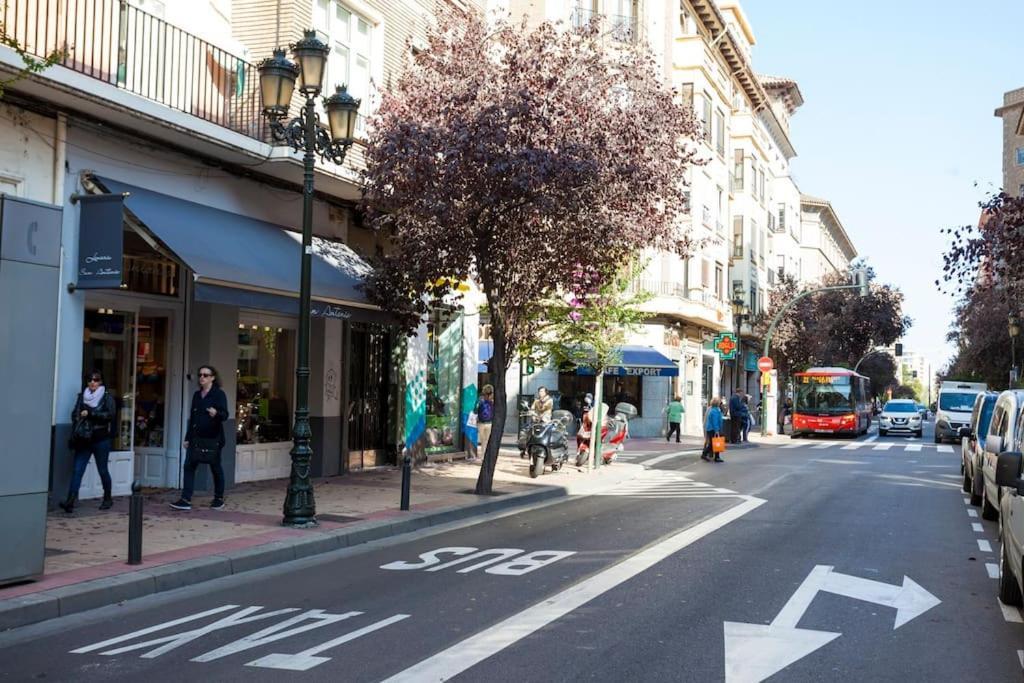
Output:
[780, 443, 805, 449]
[968, 509, 979, 518]
[640, 450, 701, 466]
[906, 444, 923, 452]
[979, 539, 993, 553]
[938, 445, 954, 453]
[380, 496, 767, 683]
[972, 523, 985, 532]
[873, 443, 893, 451]
[964, 498, 971, 505]
[988, 563, 1000, 579]
[1000, 600, 1024, 623]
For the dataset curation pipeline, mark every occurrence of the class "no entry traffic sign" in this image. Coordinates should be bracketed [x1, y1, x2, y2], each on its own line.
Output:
[757, 356, 774, 373]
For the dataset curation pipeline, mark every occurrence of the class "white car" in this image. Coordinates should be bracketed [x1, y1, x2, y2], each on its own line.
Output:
[878, 399, 923, 437]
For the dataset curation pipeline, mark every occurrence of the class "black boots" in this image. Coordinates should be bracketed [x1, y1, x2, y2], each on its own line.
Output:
[59, 494, 77, 513]
[99, 494, 113, 510]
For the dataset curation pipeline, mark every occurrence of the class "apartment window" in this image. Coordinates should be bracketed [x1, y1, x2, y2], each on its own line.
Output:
[777, 254, 785, 275]
[732, 216, 744, 260]
[702, 204, 712, 227]
[759, 230, 766, 266]
[759, 288, 766, 314]
[750, 164, 759, 200]
[701, 259, 711, 289]
[767, 212, 776, 233]
[714, 109, 725, 156]
[778, 203, 786, 232]
[733, 149, 744, 192]
[1017, 147, 1024, 166]
[315, 0, 374, 135]
[759, 169, 766, 200]
[715, 263, 724, 300]
[572, 0, 598, 28]
[679, 83, 694, 112]
[749, 286, 757, 315]
[701, 94, 712, 144]
[749, 220, 757, 263]
[610, 0, 638, 43]
[682, 190, 691, 214]
[679, 8, 694, 34]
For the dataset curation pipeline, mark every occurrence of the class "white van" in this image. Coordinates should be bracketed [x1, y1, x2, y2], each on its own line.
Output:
[935, 381, 988, 443]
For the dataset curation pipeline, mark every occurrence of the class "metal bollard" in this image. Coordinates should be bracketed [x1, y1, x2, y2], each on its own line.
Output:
[127, 480, 144, 565]
[400, 450, 412, 511]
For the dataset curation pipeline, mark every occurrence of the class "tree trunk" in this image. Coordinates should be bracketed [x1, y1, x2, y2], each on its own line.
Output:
[475, 315, 508, 495]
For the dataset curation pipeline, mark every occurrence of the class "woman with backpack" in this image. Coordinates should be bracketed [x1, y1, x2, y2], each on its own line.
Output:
[60, 370, 117, 513]
[475, 384, 495, 459]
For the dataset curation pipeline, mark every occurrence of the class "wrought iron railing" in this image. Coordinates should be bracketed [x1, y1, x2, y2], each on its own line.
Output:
[609, 13, 637, 43]
[1, 0, 266, 141]
[571, 7, 598, 29]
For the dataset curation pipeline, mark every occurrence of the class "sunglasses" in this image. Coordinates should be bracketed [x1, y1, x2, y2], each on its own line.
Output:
[88, 377, 102, 382]
[198, 372, 214, 378]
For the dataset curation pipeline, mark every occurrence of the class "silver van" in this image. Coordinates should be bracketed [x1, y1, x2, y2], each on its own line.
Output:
[993, 406, 1024, 607]
[981, 390, 1024, 520]
[960, 391, 998, 507]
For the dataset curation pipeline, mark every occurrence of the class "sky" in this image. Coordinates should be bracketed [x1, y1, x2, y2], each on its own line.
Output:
[742, 0, 1024, 375]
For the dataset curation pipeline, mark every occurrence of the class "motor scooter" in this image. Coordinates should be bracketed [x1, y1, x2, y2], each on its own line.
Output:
[526, 410, 574, 478]
[576, 402, 637, 466]
[517, 400, 536, 459]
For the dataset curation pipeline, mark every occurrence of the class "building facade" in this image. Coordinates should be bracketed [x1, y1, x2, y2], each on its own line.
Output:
[995, 86, 1024, 197]
[0, 0, 480, 514]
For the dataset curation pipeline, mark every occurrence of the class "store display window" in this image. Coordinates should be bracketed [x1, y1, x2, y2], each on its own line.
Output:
[425, 308, 463, 454]
[236, 323, 296, 445]
[557, 373, 643, 418]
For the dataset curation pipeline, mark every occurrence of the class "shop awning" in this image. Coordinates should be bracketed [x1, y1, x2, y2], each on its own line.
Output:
[575, 345, 679, 377]
[478, 340, 493, 374]
[95, 177, 386, 322]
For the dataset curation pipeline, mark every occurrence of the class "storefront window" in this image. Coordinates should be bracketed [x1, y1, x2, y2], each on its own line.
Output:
[82, 309, 136, 451]
[122, 228, 179, 297]
[236, 324, 296, 445]
[558, 373, 644, 418]
[425, 308, 463, 454]
[134, 316, 168, 448]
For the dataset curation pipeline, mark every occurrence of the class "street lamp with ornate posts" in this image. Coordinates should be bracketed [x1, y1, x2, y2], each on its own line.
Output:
[731, 284, 750, 386]
[1010, 314, 1020, 389]
[258, 31, 361, 527]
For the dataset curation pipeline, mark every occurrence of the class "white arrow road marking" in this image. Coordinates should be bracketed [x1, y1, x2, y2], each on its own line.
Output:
[246, 614, 411, 671]
[723, 565, 940, 682]
[381, 496, 765, 682]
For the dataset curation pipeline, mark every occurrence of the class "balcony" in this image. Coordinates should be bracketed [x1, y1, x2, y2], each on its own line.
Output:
[2, 0, 266, 142]
[630, 279, 729, 330]
[609, 14, 638, 43]
[571, 7, 599, 30]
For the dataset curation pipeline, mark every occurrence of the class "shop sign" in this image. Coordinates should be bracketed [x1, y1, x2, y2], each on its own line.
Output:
[713, 332, 738, 360]
[76, 194, 124, 289]
[310, 302, 352, 319]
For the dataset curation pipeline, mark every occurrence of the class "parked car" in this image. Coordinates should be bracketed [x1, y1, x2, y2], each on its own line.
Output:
[935, 381, 988, 443]
[878, 399, 923, 438]
[980, 390, 1024, 520]
[995, 443, 1024, 608]
[960, 391, 998, 506]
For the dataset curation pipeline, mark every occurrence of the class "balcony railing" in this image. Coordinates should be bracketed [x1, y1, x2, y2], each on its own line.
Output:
[571, 7, 599, 29]
[630, 279, 725, 310]
[609, 13, 638, 43]
[2, 0, 266, 142]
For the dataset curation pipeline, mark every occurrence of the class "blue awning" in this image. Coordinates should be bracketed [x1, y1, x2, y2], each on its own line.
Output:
[575, 345, 679, 377]
[95, 177, 384, 321]
[478, 340, 493, 374]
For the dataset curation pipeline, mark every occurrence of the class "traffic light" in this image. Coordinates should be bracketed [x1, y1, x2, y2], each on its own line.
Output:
[894, 343, 903, 357]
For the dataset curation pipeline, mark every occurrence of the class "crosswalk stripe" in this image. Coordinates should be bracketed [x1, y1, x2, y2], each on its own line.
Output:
[780, 443, 805, 449]
[811, 443, 834, 449]
[872, 443, 894, 450]
[906, 444, 923, 452]
[841, 443, 867, 450]
[938, 445, 954, 453]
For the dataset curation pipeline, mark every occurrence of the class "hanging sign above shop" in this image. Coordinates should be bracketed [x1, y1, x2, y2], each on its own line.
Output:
[73, 193, 125, 290]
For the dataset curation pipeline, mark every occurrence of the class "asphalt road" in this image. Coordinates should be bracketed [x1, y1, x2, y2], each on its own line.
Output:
[1, 419, 1020, 682]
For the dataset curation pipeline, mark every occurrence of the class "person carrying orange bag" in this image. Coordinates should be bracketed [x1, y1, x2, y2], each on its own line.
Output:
[702, 397, 725, 463]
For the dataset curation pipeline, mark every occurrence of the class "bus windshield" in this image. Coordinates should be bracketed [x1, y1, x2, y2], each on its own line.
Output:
[795, 382, 854, 415]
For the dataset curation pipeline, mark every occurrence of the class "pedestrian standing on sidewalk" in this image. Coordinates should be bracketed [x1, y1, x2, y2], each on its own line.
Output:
[665, 395, 684, 443]
[171, 365, 228, 511]
[60, 370, 116, 513]
[702, 397, 724, 462]
[729, 388, 749, 443]
[475, 384, 495, 460]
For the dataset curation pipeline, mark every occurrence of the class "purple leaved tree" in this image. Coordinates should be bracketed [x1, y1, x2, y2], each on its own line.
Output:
[361, 11, 699, 494]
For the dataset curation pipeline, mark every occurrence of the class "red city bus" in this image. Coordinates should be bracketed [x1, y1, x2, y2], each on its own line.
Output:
[791, 367, 872, 437]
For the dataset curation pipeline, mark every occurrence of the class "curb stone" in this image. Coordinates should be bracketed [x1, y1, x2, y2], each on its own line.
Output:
[0, 483, 569, 633]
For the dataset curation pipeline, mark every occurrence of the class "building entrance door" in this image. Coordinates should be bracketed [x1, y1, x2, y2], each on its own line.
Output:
[347, 325, 393, 470]
[133, 314, 173, 487]
[80, 307, 137, 498]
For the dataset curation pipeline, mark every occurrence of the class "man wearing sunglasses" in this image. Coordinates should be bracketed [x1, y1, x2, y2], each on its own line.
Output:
[170, 365, 229, 510]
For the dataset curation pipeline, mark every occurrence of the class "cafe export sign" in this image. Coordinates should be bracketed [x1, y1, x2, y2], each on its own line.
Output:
[713, 332, 738, 360]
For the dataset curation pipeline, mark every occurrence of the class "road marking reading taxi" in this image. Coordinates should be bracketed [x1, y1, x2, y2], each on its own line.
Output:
[71, 605, 410, 670]
[380, 547, 575, 575]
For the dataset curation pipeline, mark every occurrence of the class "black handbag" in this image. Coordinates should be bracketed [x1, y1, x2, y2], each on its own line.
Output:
[68, 419, 92, 449]
[189, 437, 220, 464]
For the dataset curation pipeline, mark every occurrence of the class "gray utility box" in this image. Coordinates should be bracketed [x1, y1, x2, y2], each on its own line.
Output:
[0, 195, 62, 585]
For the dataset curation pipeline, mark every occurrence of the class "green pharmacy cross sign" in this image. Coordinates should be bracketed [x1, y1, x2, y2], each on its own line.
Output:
[713, 332, 738, 360]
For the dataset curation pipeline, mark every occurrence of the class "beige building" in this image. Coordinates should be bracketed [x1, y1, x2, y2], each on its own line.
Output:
[796, 195, 857, 283]
[995, 87, 1024, 197]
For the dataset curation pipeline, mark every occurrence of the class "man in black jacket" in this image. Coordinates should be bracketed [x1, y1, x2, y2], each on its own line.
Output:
[171, 365, 229, 510]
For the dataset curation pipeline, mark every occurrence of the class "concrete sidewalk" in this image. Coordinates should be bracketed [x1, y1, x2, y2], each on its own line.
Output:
[0, 446, 663, 632]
